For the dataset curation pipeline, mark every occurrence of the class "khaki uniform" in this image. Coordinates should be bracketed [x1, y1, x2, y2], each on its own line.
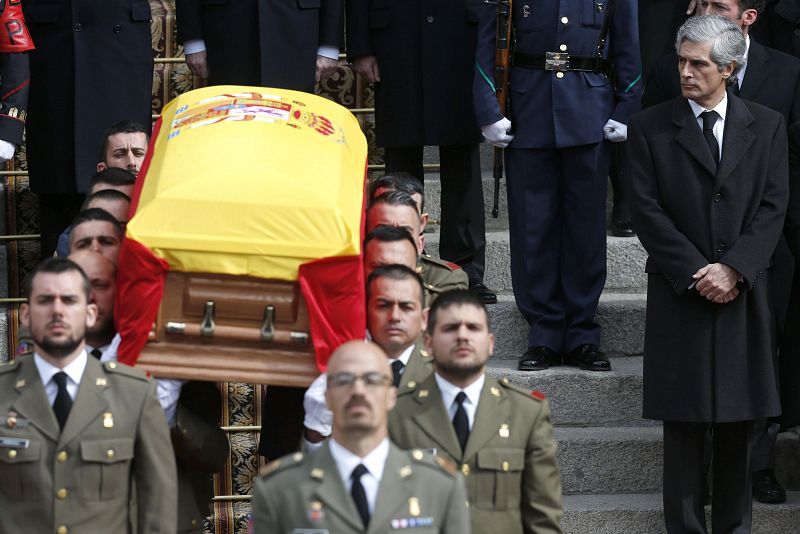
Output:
[398, 342, 434, 391]
[389, 374, 562, 534]
[252, 441, 471, 533]
[0, 355, 177, 534]
[418, 254, 469, 306]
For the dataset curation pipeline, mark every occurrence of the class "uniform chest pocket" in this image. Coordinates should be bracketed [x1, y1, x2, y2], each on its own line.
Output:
[580, 0, 607, 28]
[0, 439, 42, 501]
[80, 438, 134, 502]
[474, 448, 525, 510]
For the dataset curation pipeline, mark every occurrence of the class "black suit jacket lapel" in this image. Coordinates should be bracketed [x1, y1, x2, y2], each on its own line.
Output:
[672, 98, 718, 177]
[716, 95, 756, 191]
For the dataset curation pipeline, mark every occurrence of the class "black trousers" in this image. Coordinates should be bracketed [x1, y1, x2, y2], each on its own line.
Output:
[383, 144, 486, 283]
[663, 420, 754, 534]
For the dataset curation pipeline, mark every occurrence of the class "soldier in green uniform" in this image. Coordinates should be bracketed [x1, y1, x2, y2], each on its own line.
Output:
[0, 258, 177, 534]
[366, 190, 468, 306]
[389, 290, 563, 534]
[303, 264, 434, 450]
[252, 340, 470, 533]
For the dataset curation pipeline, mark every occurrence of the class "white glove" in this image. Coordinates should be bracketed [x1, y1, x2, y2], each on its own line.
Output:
[603, 119, 628, 142]
[155, 378, 187, 427]
[303, 373, 332, 436]
[481, 117, 514, 148]
[0, 140, 15, 161]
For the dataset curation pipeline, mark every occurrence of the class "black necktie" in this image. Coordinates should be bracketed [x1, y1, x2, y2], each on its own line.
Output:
[350, 464, 370, 527]
[701, 110, 720, 165]
[453, 391, 470, 453]
[90, 348, 103, 360]
[391, 360, 405, 387]
[52, 372, 73, 430]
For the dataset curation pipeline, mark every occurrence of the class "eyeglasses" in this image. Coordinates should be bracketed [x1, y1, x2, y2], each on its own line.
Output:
[328, 372, 392, 389]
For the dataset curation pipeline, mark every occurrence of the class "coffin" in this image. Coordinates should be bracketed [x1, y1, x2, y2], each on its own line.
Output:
[115, 86, 368, 385]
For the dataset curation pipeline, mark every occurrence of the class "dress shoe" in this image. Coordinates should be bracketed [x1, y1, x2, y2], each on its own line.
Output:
[518, 346, 559, 371]
[610, 220, 636, 237]
[563, 344, 612, 371]
[752, 469, 787, 503]
[469, 282, 497, 304]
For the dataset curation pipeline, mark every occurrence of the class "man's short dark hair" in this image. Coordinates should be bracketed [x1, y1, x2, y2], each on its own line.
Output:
[370, 173, 425, 211]
[364, 225, 419, 255]
[69, 208, 124, 237]
[366, 264, 425, 306]
[99, 120, 149, 162]
[426, 289, 491, 335]
[81, 189, 132, 211]
[89, 168, 136, 191]
[368, 190, 419, 212]
[740, 1, 766, 15]
[26, 257, 90, 301]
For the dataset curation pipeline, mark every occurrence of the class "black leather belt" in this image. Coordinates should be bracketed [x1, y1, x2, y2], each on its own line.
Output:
[512, 51, 613, 78]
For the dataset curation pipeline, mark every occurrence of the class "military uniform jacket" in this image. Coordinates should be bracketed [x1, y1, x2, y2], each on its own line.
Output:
[388, 374, 562, 534]
[252, 441, 471, 533]
[398, 341, 434, 391]
[473, 0, 642, 148]
[418, 254, 469, 307]
[23, 0, 153, 194]
[0, 355, 177, 534]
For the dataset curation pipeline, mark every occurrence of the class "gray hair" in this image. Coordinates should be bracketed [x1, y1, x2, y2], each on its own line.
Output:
[675, 15, 746, 80]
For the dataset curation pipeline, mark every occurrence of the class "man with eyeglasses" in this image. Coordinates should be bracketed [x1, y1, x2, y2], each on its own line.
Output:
[389, 290, 562, 533]
[251, 340, 470, 533]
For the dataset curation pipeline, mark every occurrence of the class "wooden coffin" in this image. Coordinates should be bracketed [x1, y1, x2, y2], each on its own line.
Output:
[135, 271, 319, 386]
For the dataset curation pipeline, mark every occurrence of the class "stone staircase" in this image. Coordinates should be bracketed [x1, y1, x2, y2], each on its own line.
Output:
[422, 145, 800, 533]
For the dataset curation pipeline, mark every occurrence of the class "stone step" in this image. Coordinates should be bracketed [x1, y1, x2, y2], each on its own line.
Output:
[562, 491, 800, 534]
[555, 426, 662, 494]
[425, 232, 648, 293]
[486, 358, 645, 426]
[487, 293, 646, 359]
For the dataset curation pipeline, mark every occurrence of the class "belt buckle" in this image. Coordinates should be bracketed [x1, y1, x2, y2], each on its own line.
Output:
[545, 52, 569, 72]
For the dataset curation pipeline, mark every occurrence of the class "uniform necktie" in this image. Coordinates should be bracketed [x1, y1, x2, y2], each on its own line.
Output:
[90, 348, 103, 360]
[391, 360, 405, 387]
[453, 391, 470, 453]
[52, 372, 72, 430]
[701, 110, 720, 165]
[350, 464, 370, 527]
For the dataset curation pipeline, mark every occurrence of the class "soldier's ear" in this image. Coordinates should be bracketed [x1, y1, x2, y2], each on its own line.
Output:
[19, 303, 30, 328]
[420, 308, 429, 331]
[96, 162, 107, 173]
[386, 381, 397, 411]
[417, 234, 425, 255]
[420, 212, 429, 233]
[85, 303, 99, 330]
[423, 332, 433, 353]
[488, 332, 495, 357]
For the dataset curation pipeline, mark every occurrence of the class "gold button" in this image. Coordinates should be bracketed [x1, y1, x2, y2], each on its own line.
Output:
[191, 519, 198, 528]
[556, 72, 565, 79]
[406, 381, 416, 389]
[560, 44, 568, 51]
[561, 16, 569, 24]
[412, 449, 424, 460]
[56, 488, 68, 499]
[57, 526, 68, 534]
[461, 463, 470, 476]
[106, 449, 115, 460]
[57, 451, 68, 463]
[502, 461, 510, 472]
[8, 449, 17, 459]
[107, 362, 117, 369]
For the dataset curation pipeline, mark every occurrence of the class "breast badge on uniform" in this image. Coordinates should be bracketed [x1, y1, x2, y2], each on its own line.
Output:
[390, 517, 434, 530]
[102, 412, 114, 428]
[1, 411, 29, 430]
[307, 500, 325, 522]
[499, 423, 510, 438]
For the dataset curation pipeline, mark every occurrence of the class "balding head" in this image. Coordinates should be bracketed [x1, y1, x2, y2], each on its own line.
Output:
[68, 250, 117, 344]
[325, 340, 396, 445]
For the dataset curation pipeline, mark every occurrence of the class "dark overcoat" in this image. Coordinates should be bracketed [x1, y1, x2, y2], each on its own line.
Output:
[176, 0, 342, 92]
[23, 0, 153, 194]
[629, 96, 788, 422]
[346, 0, 481, 147]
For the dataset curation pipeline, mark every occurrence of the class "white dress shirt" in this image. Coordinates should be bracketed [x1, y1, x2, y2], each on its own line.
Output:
[737, 35, 751, 90]
[328, 437, 390, 515]
[34, 350, 88, 404]
[688, 91, 728, 160]
[434, 372, 486, 431]
[86, 333, 122, 363]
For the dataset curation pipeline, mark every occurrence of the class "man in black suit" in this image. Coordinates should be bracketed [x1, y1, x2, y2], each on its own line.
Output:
[630, 15, 788, 532]
[643, 0, 800, 504]
[176, 0, 343, 91]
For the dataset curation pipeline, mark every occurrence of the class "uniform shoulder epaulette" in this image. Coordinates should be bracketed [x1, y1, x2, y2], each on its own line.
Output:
[498, 376, 546, 402]
[406, 449, 457, 478]
[259, 451, 305, 478]
[420, 254, 461, 272]
[103, 361, 149, 381]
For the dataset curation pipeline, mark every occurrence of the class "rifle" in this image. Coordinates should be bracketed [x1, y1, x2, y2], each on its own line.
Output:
[491, 0, 513, 218]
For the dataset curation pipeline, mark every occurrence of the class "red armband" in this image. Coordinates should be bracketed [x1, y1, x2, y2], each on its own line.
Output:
[0, 0, 34, 53]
